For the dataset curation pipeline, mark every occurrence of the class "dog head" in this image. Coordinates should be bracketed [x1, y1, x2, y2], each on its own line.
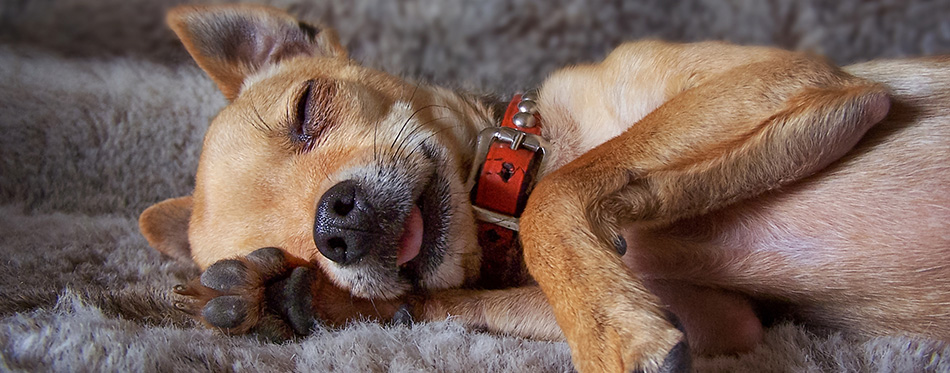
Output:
[140, 4, 490, 300]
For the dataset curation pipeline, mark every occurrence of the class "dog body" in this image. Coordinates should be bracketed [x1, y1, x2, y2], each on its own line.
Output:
[140, 5, 950, 372]
[618, 58, 950, 347]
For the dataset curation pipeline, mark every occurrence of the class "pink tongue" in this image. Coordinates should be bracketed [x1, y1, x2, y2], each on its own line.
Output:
[397, 206, 424, 266]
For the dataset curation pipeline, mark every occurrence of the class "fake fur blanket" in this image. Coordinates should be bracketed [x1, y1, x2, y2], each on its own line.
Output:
[1, 0, 948, 371]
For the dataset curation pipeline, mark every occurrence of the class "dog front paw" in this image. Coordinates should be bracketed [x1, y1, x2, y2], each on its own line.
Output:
[560, 293, 691, 373]
[174, 247, 318, 340]
[173, 247, 412, 340]
[573, 319, 689, 373]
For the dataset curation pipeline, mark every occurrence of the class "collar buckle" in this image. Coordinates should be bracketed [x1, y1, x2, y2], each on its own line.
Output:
[467, 126, 550, 231]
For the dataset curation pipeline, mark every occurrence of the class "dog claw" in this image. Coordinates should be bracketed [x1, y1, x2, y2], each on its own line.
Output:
[664, 311, 685, 333]
[202, 295, 249, 329]
[614, 234, 627, 256]
[200, 259, 249, 291]
[658, 341, 691, 373]
[391, 303, 414, 326]
[627, 341, 691, 373]
[173, 284, 187, 293]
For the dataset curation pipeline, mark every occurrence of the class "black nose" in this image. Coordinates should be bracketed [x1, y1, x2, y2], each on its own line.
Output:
[313, 180, 380, 265]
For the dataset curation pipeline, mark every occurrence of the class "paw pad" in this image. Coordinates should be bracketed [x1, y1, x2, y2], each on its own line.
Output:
[246, 247, 289, 278]
[246, 246, 284, 262]
[200, 259, 248, 291]
[202, 295, 249, 329]
[270, 266, 316, 335]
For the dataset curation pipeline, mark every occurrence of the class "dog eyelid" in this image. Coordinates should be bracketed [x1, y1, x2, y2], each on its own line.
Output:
[289, 78, 337, 153]
[292, 80, 315, 141]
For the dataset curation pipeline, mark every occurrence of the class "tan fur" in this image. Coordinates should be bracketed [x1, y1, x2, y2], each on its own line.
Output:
[140, 5, 949, 373]
[139, 196, 193, 261]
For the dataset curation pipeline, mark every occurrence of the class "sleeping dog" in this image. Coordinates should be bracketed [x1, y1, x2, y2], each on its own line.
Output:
[139, 4, 950, 372]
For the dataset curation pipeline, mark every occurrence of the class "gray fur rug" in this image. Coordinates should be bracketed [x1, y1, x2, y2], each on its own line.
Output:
[1, 0, 949, 371]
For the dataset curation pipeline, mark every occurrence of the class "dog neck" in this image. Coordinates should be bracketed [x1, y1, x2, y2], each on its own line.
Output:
[470, 91, 547, 289]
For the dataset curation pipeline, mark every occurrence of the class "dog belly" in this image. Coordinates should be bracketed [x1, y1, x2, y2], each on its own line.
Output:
[622, 119, 950, 339]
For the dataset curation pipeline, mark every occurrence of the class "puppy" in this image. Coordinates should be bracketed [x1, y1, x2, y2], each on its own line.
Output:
[139, 4, 950, 372]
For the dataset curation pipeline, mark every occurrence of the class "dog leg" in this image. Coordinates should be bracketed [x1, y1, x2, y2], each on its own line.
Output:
[417, 286, 563, 341]
[522, 50, 890, 372]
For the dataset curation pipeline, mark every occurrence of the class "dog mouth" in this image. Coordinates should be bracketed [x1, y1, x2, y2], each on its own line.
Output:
[394, 170, 449, 286]
[396, 204, 424, 267]
[315, 135, 459, 299]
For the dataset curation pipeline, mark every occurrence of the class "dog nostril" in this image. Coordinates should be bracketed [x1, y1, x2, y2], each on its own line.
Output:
[328, 237, 347, 251]
[333, 198, 354, 216]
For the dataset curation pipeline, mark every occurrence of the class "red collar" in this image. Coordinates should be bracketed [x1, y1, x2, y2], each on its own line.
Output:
[468, 91, 549, 288]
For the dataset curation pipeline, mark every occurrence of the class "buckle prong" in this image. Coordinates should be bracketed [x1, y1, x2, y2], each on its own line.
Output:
[509, 131, 525, 150]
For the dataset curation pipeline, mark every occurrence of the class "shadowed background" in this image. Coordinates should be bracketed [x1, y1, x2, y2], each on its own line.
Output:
[1, 0, 948, 371]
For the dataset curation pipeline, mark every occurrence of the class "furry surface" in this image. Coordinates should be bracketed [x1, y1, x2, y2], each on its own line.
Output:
[1, 0, 948, 371]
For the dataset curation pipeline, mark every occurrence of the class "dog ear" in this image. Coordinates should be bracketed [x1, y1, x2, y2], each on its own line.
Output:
[167, 5, 347, 100]
[139, 196, 194, 262]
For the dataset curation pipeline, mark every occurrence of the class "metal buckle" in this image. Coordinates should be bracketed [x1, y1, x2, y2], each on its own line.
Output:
[468, 126, 551, 231]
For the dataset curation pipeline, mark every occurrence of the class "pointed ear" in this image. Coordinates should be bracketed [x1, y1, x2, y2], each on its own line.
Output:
[139, 196, 194, 262]
[167, 5, 347, 100]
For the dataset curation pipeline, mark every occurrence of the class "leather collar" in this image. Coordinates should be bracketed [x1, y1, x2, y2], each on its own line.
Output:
[468, 91, 549, 288]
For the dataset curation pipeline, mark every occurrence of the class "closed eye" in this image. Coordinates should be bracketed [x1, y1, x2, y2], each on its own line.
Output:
[289, 78, 337, 153]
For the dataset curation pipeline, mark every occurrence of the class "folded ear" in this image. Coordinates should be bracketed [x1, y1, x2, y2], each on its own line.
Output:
[139, 196, 193, 262]
[167, 4, 347, 100]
